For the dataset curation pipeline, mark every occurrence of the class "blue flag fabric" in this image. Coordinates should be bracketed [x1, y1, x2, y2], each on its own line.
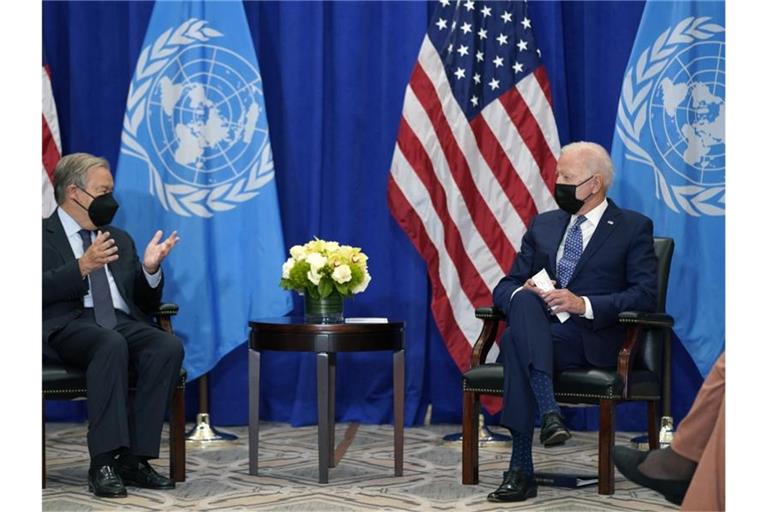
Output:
[610, 0, 725, 376]
[115, 0, 292, 380]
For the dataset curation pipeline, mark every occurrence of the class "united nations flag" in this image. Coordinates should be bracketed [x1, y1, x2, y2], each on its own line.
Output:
[115, 0, 293, 380]
[611, 0, 725, 376]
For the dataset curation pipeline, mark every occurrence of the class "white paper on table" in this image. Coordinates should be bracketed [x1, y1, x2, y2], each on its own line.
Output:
[531, 268, 570, 323]
[344, 317, 389, 323]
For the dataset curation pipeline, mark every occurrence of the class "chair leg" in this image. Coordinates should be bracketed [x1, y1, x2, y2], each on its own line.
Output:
[42, 398, 46, 489]
[598, 399, 616, 495]
[462, 391, 480, 484]
[169, 385, 186, 482]
[647, 400, 660, 450]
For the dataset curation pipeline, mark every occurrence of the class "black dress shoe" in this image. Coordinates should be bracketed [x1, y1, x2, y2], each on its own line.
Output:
[88, 465, 127, 498]
[540, 412, 571, 447]
[117, 460, 175, 490]
[613, 446, 690, 505]
[487, 469, 538, 502]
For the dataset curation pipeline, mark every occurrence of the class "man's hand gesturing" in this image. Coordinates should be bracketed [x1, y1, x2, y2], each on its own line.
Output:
[143, 230, 180, 274]
[78, 231, 118, 277]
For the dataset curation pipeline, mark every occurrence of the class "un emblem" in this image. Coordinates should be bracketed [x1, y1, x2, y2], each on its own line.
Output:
[121, 19, 274, 218]
[616, 17, 725, 216]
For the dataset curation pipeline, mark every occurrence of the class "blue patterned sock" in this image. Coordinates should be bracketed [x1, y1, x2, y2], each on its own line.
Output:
[530, 368, 561, 418]
[508, 429, 534, 476]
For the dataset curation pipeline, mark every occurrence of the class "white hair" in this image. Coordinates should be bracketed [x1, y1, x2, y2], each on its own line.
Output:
[560, 141, 614, 189]
[53, 153, 111, 204]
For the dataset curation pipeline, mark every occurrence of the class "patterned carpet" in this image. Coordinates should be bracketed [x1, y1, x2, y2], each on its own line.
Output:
[43, 422, 678, 511]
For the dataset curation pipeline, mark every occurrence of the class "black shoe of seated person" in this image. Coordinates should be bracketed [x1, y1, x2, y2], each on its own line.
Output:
[88, 464, 127, 498]
[487, 469, 538, 502]
[116, 459, 175, 490]
[540, 411, 572, 447]
[613, 446, 692, 506]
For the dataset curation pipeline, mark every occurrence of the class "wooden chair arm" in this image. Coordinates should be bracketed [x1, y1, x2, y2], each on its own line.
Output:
[471, 307, 504, 368]
[616, 311, 674, 399]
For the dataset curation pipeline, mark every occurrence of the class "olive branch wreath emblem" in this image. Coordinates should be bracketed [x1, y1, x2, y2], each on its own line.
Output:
[121, 18, 275, 218]
[615, 16, 725, 217]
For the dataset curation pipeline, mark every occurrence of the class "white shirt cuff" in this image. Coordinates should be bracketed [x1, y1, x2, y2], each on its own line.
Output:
[143, 267, 162, 289]
[580, 296, 594, 319]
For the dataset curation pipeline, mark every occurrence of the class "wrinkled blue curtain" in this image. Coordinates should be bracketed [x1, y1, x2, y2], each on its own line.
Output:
[43, 0, 703, 431]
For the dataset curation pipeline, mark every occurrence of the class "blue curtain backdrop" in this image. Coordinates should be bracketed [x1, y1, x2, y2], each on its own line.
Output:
[43, 0, 705, 431]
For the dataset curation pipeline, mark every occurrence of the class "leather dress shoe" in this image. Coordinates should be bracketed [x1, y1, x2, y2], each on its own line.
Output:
[613, 446, 690, 505]
[487, 469, 538, 502]
[540, 412, 572, 447]
[88, 465, 127, 498]
[117, 459, 175, 490]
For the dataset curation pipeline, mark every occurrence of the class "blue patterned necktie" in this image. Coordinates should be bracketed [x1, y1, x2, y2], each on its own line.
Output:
[79, 230, 118, 329]
[556, 216, 587, 288]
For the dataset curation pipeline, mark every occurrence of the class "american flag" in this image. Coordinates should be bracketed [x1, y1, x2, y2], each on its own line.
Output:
[42, 61, 61, 217]
[387, 0, 559, 402]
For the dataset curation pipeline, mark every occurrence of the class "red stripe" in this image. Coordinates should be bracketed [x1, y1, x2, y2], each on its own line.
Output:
[497, 78, 557, 192]
[42, 115, 60, 180]
[409, 63, 515, 270]
[387, 176, 473, 372]
[534, 66, 554, 108]
[395, 118, 491, 306]
[469, 113, 537, 228]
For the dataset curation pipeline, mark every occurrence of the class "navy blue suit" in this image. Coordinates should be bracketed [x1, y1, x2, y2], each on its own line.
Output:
[492, 198, 657, 433]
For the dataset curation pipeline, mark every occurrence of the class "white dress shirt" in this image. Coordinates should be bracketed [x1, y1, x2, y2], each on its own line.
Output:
[510, 198, 609, 320]
[57, 208, 161, 314]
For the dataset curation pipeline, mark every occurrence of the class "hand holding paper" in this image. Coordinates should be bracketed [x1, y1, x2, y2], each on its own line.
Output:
[531, 268, 571, 323]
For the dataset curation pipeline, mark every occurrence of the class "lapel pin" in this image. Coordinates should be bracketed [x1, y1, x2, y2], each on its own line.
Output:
[607, 220, 614, 225]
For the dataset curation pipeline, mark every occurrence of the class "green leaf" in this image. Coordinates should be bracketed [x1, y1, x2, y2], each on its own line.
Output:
[318, 278, 333, 298]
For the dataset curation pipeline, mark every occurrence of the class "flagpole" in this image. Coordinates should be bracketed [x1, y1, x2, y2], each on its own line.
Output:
[185, 374, 238, 442]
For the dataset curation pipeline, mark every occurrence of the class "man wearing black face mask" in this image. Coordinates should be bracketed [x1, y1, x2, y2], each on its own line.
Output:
[43, 153, 183, 498]
[487, 142, 657, 503]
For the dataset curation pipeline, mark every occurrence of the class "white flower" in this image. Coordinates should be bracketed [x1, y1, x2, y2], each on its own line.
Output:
[289, 245, 307, 260]
[307, 268, 322, 285]
[325, 241, 340, 252]
[351, 271, 372, 293]
[331, 264, 352, 284]
[282, 258, 295, 279]
[305, 252, 327, 271]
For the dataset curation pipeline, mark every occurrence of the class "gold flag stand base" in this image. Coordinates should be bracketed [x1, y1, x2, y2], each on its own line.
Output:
[442, 414, 512, 446]
[185, 413, 238, 442]
[631, 415, 675, 450]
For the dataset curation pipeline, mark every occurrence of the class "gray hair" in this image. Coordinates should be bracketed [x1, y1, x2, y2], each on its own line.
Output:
[560, 141, 614, 189]
[53, 153, 111, 204]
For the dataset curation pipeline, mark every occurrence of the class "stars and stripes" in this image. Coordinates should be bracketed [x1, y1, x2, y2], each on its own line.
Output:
[387, 0, 559, 403]
[42, 62, 61, 217]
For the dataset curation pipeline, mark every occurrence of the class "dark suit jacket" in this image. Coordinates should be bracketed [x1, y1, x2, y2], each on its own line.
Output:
[492, 198, 657, 367]
[43, 209, 164, 359]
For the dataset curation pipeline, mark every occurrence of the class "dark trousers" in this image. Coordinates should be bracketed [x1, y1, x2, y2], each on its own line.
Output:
[500, 289, 593, 434]
[49, 309, 184, 459]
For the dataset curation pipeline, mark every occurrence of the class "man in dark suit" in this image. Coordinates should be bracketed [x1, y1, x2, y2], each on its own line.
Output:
[487, 142, 658, 503]
[43, 153, 183, 498]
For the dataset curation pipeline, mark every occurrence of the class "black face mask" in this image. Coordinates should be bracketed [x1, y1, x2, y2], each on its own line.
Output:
[75, 188, 120, 227]
[554, 175, 595, 215]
